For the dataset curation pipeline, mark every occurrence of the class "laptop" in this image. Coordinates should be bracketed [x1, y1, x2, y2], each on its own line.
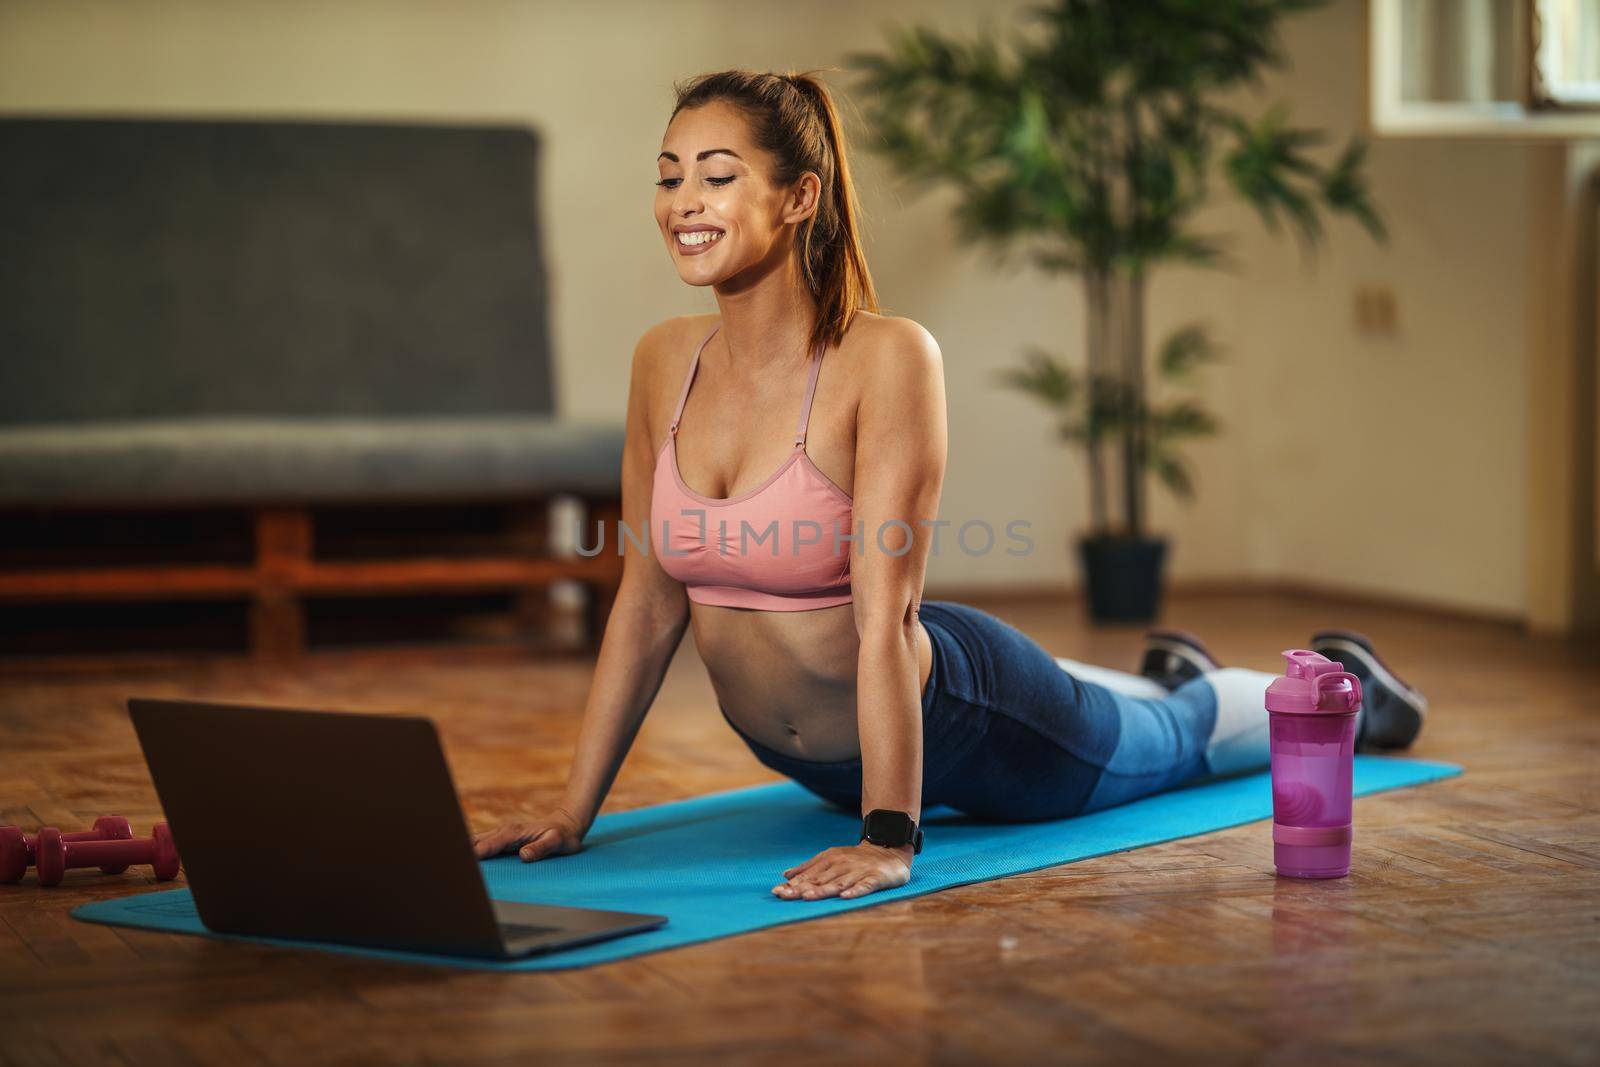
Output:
[127, 697, 666, 961]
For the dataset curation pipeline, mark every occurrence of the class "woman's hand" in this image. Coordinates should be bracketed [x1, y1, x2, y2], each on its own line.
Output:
[472, 808, 586, 863]
[773, 842, 913, 901]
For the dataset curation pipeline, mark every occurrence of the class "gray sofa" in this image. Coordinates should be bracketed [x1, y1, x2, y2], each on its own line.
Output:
[0, 117, 625, 661]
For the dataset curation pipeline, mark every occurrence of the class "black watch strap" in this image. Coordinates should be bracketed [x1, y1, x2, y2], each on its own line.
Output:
[860, 808, 923, 855]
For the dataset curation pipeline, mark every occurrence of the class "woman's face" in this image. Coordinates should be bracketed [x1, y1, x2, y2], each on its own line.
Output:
[655, 100, 818, 287]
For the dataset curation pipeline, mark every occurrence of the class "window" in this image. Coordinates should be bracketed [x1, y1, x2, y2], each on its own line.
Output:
[1371, 0, 1600, 135]
[1535, 0, 1600, 107]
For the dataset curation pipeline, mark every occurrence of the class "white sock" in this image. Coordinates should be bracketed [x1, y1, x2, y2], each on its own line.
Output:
[1053, 656, 1169, 699]
[1199, 667, 1276, 777]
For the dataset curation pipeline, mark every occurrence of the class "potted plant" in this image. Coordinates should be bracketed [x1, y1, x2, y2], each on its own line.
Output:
[848, 0, 1385, 623]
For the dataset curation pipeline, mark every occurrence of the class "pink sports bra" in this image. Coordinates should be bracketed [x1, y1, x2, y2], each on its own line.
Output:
[652, 320, 855, 610]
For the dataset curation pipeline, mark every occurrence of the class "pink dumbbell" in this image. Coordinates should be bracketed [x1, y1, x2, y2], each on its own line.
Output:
[0, 816, 134, 883]
[32, 823, 180, 887]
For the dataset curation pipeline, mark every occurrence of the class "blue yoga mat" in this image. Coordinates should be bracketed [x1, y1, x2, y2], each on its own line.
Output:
[72, 755, 1460, 971]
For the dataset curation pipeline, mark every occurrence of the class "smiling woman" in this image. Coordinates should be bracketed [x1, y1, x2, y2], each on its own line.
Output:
[652, 71, 878, 360]
[469, 68, 1430, 904]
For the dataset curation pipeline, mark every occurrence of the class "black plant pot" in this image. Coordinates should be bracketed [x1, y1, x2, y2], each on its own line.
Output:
[1077, 536, 1168, 624]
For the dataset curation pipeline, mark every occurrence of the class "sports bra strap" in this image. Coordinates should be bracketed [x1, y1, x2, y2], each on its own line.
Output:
[669, 321, 721, 436]
[794, 337, 825, 449]
[669, 322, 826, 447]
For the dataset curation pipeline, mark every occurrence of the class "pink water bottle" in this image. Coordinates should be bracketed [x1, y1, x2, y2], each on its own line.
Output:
[1266, 649, 1363, 879]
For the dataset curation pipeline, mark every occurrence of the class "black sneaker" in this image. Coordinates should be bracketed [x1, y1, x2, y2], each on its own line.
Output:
[1309, 629, 1428, 751]
[1138, 630, 1221, 692]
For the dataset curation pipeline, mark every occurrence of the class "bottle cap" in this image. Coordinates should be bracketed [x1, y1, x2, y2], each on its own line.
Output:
[1265, 649, 1363, 714]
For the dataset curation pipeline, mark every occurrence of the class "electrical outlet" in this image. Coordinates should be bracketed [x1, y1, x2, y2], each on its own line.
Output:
[1354, 285, 1399, 337]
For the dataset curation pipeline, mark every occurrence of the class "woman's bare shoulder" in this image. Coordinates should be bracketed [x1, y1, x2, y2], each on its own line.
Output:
[844, 313, 945, 465]
[842, 312, 943, 383]
[631, 313, 719, 383]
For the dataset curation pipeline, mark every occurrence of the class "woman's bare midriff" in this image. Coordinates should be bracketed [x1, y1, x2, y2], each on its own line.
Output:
[692, 602, 934, 763]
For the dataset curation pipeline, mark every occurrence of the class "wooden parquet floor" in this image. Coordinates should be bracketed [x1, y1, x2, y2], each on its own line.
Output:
[1, 591, 1595, 1066]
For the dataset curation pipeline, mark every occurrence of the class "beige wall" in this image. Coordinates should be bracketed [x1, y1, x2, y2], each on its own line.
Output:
[0, 0, 1533, 619]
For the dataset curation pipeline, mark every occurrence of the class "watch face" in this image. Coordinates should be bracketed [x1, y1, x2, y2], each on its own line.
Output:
[863, 809, 914, 847]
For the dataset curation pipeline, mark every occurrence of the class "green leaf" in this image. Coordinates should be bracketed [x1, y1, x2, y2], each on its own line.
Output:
[1223, 103, 1329, 251]
[1147, 400, 1221, 441]
[1149, 451, 1197, 500]
[992, 347, 1079, 409]
[1157, 324, 1222, 381]
[1159, 231, 1230, 268]
[1321, 136, 1388, 244]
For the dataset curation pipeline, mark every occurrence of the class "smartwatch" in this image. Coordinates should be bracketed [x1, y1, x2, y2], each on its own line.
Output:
[860, 808, 923, 855]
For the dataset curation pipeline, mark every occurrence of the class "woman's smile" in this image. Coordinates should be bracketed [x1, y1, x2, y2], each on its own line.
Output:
[674, 226, 725, 254]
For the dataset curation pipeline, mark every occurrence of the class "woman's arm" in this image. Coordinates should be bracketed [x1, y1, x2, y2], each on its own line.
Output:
[474, 322, 693, 860]
[555, 320, 696, 832]
[773, 319, 948, 900]
[851, 320, 947, 821]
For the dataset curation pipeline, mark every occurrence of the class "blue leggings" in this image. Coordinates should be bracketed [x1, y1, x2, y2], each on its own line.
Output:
[720, 600, 1269, 821]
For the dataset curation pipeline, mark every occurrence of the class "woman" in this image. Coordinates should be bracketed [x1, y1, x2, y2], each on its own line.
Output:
[472, 70, 1428, 902]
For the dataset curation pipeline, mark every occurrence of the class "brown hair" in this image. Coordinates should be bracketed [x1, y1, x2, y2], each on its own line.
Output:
[669, 68, 880, 354]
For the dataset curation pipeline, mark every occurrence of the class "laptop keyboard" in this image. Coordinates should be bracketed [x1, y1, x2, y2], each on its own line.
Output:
[499, 922, 559, 941]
